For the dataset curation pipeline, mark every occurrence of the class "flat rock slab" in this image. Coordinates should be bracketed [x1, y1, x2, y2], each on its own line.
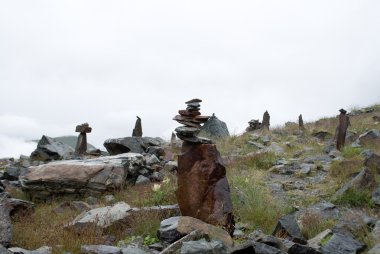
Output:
[67, 202, 131, 230]
[20, 153, 144, 200]
[157, 216, 233, 247]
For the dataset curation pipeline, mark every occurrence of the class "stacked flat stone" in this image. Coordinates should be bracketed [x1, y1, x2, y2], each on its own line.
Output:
[173, 99, 212, 143]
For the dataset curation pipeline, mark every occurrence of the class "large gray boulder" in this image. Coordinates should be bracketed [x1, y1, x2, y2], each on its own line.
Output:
[320, 233, 365, 254]
[0, 205, 12, 247]
[157, 216, 233, 247]
[199, 114, 230, 139]
[68, 202, 131, 231]
[20, 153, 144, 200]
[180, 238, 227, 254]
[8, 246, 51, 254]
[332, 167, 376, 202]
[30, 135, 74, 161]
[103, 137, 165, 155]
[272, 214, 306, 244]
[81, 245, 122, 254]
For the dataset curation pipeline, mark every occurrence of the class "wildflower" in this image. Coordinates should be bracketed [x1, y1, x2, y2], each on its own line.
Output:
[152, 184, 161, 192]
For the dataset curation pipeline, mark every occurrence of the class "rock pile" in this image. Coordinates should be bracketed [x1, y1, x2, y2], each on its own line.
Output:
[246, 119, 261, 132]
[173, 99, 211, 143]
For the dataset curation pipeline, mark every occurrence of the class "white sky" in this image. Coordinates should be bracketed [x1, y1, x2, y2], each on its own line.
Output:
[1, 0, 380, 157]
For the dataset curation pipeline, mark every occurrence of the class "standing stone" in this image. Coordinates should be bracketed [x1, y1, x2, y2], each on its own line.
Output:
[132, 116, 143, 137]
[75, 123, 92, 156]
[299, 114, 305, 131]
[336, 109, 350, 151]
[262, 111, 270, 130]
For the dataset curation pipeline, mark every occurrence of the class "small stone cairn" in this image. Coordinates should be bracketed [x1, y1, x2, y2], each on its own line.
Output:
[75, 123, 92, 156]
[246, 119, 261, 132]
[173, 99, 211, 144]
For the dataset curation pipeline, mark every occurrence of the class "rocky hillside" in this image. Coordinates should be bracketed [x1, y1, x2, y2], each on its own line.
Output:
[0, 104, 379, 254]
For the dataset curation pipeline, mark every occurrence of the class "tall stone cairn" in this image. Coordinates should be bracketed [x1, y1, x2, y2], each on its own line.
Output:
[132, 116, 142, 137]
[262, 110, 270, 130]
[299, 114, 305, 131]
[75, 123, 92, 156]
[173, 99, 235, 235]
[336, 108, 350, 151]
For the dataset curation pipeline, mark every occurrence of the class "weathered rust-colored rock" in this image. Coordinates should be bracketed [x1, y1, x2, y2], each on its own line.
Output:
[176, 141, 234, 234]
[262, 110, 270, 130]
[132, 116, 142, 137]
[75, 123, 92, 156]
[336, 109, 350, 151]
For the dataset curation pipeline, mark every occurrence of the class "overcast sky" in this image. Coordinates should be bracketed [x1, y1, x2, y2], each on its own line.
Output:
[1, 0, 380, 158]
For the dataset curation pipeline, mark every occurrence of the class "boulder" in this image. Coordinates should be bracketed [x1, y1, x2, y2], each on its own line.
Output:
[0, 245, 10, 254]
[372, 187, 380, 206]
[312, 131, 332, 141]
[332, 167, 376, 202]
[307, 229, 333, 251]
[68, 202, 131, 231]
[356, 129, 380, 144]
[103, 137, 164, 155]
[8, 246, 51, 254]
[272, 214, 306, 244]
[81, 245, 121, 254]
[180, 238, 228, 254]
[320, 233, 365, 254]
[20, 153, 144, 200]
[364, 152, 380, 174]
[30, 135, 74, 161]
[0, 205, 12, 247]
[368, 244, 380, 254]
[3, 167, 28, 181]
[176, 142, 234, 233]
[157, 216, 233, 247]
[1, 198, 34, 218]
[199, 114, 230, 139]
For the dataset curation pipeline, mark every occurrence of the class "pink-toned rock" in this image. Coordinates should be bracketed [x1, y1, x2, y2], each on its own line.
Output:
[176, 141, 234, 234]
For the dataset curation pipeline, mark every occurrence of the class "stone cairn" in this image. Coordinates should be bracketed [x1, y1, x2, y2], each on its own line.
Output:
[75, 123, 92, 156]
[173, 99, 235, 235]
[246, 119, 261, 132]
[299, 114, 305, 131]
[262, 110, 270, 130]
[336, 108, 350, 151]
[132, 116, 142, 137]
[173, 99, 212, 144]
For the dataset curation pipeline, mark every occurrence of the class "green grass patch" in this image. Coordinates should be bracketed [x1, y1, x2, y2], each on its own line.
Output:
[334, 189, 372, 207]
[230, 173, 292, 234]
[341, 147, 363, 159]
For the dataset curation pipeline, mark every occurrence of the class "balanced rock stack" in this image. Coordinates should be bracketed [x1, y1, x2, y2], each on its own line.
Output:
[173, 99, 212, 143]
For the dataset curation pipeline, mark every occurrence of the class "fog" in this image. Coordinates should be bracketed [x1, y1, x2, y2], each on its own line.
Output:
[1, 0, 379, 157]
